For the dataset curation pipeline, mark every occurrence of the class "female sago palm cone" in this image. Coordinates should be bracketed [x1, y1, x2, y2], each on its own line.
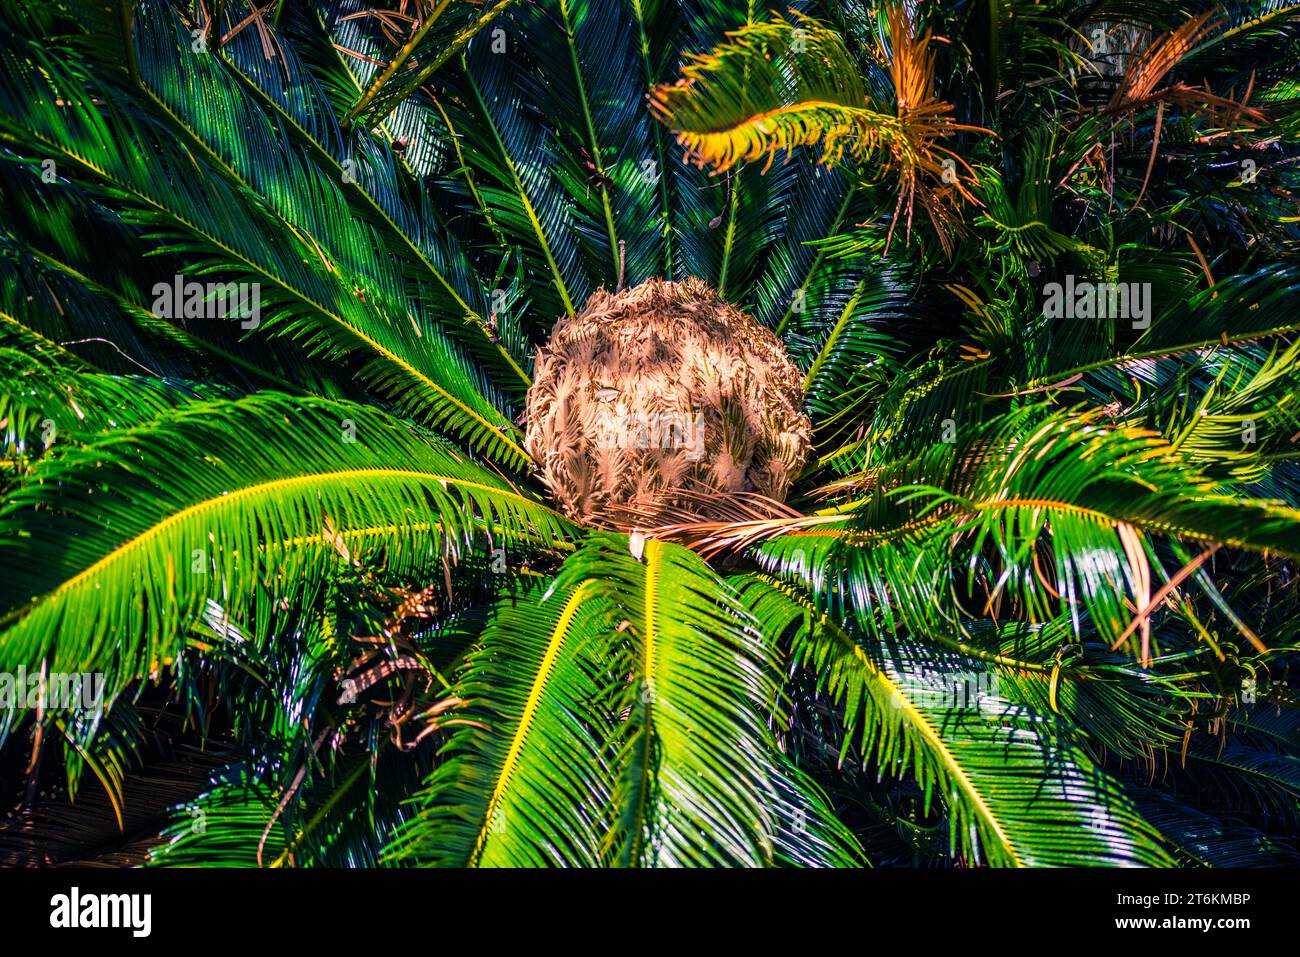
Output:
[526, 278, 811, 525]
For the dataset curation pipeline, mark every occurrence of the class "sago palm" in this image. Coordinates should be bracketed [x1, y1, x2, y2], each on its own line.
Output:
[1, 0, 1299, 868]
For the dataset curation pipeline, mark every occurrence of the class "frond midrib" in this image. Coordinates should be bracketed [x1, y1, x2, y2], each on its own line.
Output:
[4, 465, 564, 627]
[469, 580, 595, 864]
[778, 581, 1022, 865]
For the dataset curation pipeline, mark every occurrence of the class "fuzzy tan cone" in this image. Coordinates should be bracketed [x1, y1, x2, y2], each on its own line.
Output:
[525, 278, 813, 526]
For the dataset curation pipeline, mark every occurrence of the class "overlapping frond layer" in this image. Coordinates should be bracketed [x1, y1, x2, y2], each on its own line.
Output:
[0, 394, 575, 727]
[383, 580, 614, 867]
[740, 576, 1173, 866]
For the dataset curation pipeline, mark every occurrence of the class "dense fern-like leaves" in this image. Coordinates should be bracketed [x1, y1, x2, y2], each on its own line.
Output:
[0, 394, 574, 728]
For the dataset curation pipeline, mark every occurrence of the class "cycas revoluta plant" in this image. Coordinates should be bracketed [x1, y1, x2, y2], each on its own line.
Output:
[1, 0, 1299, 868]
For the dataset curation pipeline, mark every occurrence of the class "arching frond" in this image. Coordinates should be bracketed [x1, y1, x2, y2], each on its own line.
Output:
[0, 393, 575, 727]
[741, 575, 1173, 866]
[383, 579, 615, 867]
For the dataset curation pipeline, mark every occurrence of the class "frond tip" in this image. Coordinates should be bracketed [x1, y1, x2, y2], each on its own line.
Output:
[649, 8, 987, 247]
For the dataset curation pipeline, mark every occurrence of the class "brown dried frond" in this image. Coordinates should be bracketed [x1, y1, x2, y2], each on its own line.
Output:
[648, 512, 849, 560]
[1107, 12, 1216, 110]
[525, 278, 812, 526]
[1104, 12, 1267, 126]
[604, 490, 803, 530]
[882, 4, 987, 252]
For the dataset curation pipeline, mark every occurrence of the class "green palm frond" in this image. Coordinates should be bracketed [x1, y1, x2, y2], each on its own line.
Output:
[651, 7, 988, 250]
[1131, 786, 1300, 867]
[648, 13, 889, 172]
[383, 578, 615, 867]
[0, 4, 528, 466]
[222, 1, 533, 388]
[343, 0, 522, 127]
[744, 575, 1174, 866]
[386, 533, 866, 867]
[562, 534, 781, 866]
[0, 393, 574, 727]
[151, 742, 427, 867]
[792, 263, 915, 437]
[759, 406, 1300, 659]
